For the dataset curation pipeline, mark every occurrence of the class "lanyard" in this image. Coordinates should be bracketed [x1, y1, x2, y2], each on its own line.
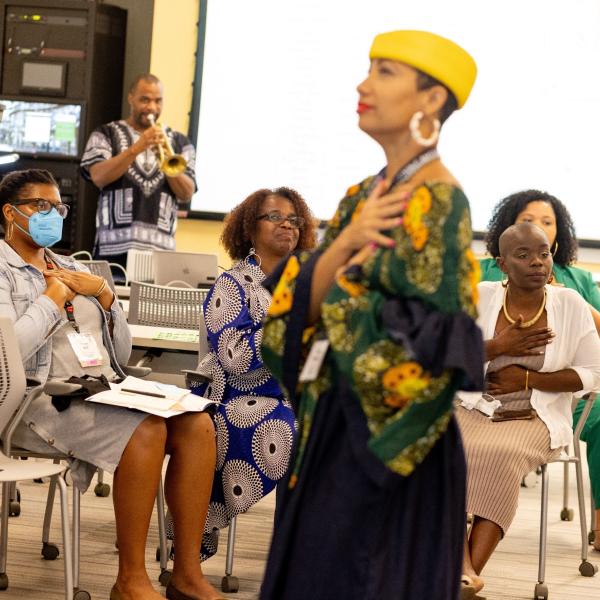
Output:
[370, 147, 440, 193]
[44, 254, 80, 334]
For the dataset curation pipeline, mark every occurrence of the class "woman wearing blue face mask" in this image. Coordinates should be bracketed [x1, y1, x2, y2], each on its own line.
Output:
[0, 169, 226, 600]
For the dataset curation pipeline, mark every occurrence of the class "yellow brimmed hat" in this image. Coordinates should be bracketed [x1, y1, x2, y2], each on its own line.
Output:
[369, 30, 477, 108]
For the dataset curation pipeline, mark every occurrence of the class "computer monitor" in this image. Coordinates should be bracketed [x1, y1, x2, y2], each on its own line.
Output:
[152, 251, 218, 288]
[0, 99, 81, 156]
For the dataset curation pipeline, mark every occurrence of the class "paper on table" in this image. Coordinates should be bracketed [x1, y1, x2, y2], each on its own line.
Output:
[153, 331, 200, 343]
[84, 376, 215, 418]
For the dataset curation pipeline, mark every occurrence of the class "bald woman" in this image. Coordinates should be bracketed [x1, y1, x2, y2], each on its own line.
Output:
[456, 223, 600, 596]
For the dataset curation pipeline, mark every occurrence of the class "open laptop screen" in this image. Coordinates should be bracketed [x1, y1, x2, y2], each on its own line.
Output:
[152, 251, 218, 288]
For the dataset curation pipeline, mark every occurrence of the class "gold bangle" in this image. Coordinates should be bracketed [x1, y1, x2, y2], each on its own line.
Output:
[525, 369, 530, 391]
[93, 279, 107, 297]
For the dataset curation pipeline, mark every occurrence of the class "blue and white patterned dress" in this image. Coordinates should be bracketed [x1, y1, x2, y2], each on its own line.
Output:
[191, 256, 296, 559]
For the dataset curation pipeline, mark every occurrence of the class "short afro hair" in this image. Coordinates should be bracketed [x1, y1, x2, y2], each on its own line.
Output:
[221, 187, 316, 261]
[485, 189, 577, 266]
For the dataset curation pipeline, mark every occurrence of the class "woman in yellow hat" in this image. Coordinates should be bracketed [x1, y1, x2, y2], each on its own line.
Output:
[259, 30, 482, 600]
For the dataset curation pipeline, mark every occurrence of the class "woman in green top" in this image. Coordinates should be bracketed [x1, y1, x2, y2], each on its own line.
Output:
[480, 189, 600, 548]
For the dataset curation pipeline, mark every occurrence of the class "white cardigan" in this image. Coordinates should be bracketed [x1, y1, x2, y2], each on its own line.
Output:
[459, 281, 600, 449]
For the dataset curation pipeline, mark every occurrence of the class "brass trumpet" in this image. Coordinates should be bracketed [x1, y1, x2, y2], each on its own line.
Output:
[147, 114, 187, 177]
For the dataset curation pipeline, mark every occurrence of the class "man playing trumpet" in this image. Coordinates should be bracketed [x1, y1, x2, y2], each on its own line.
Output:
[81, 74, 196, 266]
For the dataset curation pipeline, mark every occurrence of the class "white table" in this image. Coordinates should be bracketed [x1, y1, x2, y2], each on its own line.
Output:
[128, 324, 200, 353]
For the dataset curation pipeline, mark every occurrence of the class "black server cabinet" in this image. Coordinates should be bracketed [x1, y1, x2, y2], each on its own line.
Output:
[0, 0, 127, 253]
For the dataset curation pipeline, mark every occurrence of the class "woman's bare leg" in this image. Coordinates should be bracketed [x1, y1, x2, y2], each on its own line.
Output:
[164, 412, 219, 599]
[113, 416, 168, 599]
[469, 516, 502, 574]
[462, 526, 484, 593]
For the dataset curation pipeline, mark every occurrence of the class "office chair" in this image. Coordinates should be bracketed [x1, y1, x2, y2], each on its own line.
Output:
[0, 316, 73, 600]
[534, 394, 598, 600]
[128, 281, 208, 330]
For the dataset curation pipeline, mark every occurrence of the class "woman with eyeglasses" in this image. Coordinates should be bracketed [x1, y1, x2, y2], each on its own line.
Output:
[179, 187, 315, 561]
[0, 169, 225, 600]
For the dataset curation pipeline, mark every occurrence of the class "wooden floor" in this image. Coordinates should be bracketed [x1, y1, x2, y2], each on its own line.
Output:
[1, 460, 599, 600]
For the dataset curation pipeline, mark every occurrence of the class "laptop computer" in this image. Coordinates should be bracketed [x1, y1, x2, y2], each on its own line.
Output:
[152, 250, 218, 288]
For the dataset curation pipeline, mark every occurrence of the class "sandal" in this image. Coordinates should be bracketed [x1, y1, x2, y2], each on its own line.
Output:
[460, 576, 476, 600]
[460, 575, 486, 600]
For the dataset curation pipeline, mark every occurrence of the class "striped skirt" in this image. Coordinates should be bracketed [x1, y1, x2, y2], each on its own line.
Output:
[456, 406, 561, 534]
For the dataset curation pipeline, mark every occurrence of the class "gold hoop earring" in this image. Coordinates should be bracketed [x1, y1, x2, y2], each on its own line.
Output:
[552, 241, 559, 257]
[4, 221, 13, 242]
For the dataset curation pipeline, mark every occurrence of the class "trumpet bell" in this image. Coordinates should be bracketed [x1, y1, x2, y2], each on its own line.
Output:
[161, 154, 187, 177]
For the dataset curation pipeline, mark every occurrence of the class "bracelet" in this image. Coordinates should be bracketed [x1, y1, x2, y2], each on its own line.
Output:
[525, 369, 530, 391]
[93, 279, 107, 297]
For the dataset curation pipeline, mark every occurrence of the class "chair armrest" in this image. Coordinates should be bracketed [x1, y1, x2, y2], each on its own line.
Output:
[121, 365, 152, 378]
[43, 381, 83, 396]
[2, 382, 45, 455]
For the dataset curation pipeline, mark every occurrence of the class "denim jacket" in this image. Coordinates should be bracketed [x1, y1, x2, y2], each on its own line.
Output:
[0, 241, 131, 383]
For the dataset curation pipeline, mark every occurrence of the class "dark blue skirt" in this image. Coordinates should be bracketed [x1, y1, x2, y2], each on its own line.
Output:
[260, 381, 466, 600]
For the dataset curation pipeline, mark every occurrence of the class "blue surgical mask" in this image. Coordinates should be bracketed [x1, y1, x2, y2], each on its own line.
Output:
[12, 206, 64, 248]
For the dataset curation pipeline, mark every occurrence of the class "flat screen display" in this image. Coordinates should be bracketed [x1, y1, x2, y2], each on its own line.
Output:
[22, 62, 65, 92]
[0, 100, 81, 156]
[191, 0, 600, 242]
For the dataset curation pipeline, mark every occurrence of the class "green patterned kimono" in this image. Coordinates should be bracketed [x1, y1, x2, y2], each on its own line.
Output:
[262, 177, 483, 482]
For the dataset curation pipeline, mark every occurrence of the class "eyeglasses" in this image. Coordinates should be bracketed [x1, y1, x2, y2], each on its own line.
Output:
[257, 211, 305, 229]
[11, 198, 70, 219]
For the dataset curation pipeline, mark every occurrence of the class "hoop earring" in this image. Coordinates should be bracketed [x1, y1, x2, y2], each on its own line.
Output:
[4, 220, 13, 242]
[409, 111, 440, 147]
[547, 273, 554, 284]
[246, 246, 262, 268]
[552, 241, 559, 257]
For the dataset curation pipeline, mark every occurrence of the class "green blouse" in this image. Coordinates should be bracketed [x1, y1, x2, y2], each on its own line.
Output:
[479, 258, 600, 311]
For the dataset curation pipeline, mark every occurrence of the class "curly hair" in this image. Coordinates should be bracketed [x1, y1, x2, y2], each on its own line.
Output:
[485, 189, 578, 266]
[220, 187, 317, 261]
[0, 169, 58, 225]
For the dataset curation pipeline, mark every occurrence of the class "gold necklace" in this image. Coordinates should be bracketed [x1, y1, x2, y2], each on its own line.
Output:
[502, 285, 547, 328]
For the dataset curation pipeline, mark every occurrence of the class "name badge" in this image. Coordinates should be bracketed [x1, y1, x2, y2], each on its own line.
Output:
[67, 332, 104, 368]
[298, 339, 330, 383]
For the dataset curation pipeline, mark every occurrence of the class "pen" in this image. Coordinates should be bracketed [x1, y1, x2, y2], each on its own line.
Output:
[120, 388, 166, 399]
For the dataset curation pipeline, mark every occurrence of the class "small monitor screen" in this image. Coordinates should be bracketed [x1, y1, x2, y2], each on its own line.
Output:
[22, 62, 64, 92]
[0, 99, 81, 156]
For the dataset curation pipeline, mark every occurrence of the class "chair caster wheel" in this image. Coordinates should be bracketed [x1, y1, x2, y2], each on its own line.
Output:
[0, 573, 7, 590]
[560, 508, 574, 521]
[8, 501, 20, 517]
[94, 482, 110, 497]
[41, 542, 60, 560]
[221, 575, 239, 593]
[73, 590, 91, 600]
[590, 530, 597, 544]
[579, 560, 598, 577]
[158, 569, 172, 587]
[534, 582, 548, 599]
